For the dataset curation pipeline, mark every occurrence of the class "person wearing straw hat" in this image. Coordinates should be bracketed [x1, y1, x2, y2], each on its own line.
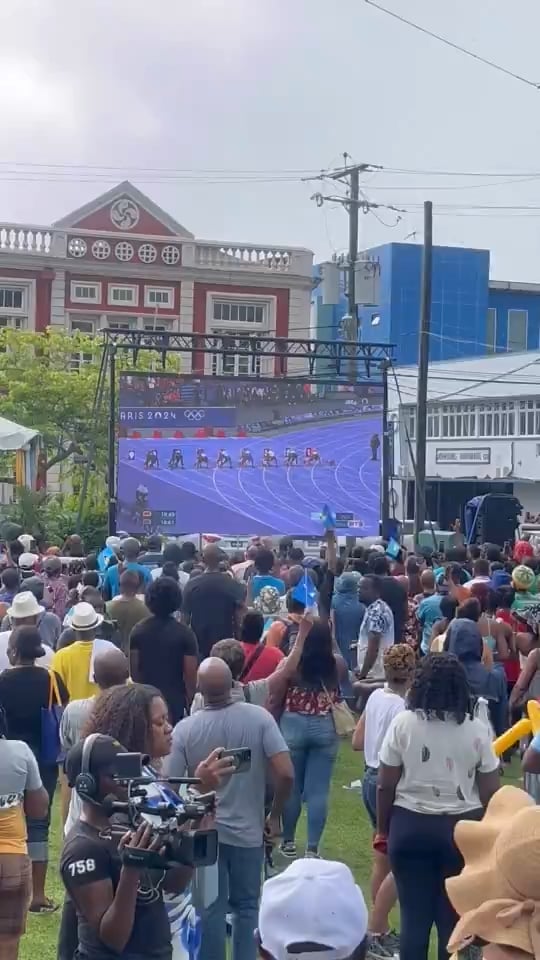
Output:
[446, 785, 540, 960]
[51, 602, 116, 701]
[0, 592, 55, 672]
[0, 627, 69, 915]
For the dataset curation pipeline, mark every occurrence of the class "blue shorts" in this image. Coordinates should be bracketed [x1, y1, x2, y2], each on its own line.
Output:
[362, 765, 378, 829]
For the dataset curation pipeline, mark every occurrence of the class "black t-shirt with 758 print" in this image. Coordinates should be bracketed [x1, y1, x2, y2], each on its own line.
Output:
[60, 820, 171, 960]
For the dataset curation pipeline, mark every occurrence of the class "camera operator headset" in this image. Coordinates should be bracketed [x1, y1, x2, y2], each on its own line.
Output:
[61, 733, 194, 960]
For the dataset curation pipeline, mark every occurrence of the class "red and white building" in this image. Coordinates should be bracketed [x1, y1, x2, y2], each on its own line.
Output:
[0, 180, 314, 376]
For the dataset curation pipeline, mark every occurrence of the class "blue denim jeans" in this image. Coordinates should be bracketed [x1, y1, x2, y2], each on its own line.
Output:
[27, 764, 57, 863]
[280, 711, 338, 851]
[199, 841, 263, 960]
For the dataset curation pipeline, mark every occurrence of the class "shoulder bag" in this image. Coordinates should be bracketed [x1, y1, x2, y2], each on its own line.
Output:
[41, 670, 64, 765]
[322, 682, 357, 738]
[239, 643, 265, 682]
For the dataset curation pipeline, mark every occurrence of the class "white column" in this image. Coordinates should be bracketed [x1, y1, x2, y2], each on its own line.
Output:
[179, 280, 194, 373]
[50, 270, 67, 328]
[287, 286, 312, 377]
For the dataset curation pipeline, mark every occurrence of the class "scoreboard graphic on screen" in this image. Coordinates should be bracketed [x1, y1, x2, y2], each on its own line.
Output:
[117, 374, 383, 537]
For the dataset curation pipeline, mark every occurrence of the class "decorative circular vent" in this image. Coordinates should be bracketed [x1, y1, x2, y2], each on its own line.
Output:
[115, 241, 134, 262]
[138, 243, 157, 264]
[92, 239, 111, 260]
[68, 237, 87, 257]
[161, 245, 180, 265]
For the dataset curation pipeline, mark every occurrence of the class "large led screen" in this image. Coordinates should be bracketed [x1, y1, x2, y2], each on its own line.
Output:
[117, 374, 383, 537]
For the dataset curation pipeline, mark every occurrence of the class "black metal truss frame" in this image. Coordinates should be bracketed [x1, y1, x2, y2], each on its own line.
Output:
[104, 329, 393, 378]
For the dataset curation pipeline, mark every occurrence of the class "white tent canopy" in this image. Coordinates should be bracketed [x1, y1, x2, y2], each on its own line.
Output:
[0, 415, 39, 451]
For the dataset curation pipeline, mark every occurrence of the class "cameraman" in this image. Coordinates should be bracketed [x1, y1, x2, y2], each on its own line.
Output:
[61, 735, 195, 960]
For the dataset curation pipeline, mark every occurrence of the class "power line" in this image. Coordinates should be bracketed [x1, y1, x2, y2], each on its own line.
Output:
[364, 0, 540, 90]
[382, 167, 540, 178]
[6, 159, 540, 180]
[393, 357, 540, 404]
[0, 161, 320, 175]
[366, 175, 540, 191]
[0, 173, 310, 185]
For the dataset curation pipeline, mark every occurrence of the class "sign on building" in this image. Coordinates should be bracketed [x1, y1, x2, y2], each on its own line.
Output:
[435, 448, 491, 464]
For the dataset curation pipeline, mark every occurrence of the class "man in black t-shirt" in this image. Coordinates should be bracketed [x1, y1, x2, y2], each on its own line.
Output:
[368, 555, 408, 644]
[181, 545, 246, 659]
[61, 735, 187, 960]
[130, 578, 198, 722]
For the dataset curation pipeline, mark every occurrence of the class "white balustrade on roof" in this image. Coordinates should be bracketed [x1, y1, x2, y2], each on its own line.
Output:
[194, 241, 311, 275]
[0, 224, 67, 257]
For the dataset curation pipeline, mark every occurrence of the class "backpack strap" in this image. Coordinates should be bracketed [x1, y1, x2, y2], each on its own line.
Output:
[239, 643, 265, 682]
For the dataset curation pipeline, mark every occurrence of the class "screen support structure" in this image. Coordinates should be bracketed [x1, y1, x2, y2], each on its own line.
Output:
[98, 329, 393, 536]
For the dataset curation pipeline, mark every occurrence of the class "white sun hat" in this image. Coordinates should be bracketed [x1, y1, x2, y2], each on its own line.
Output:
[65, 602, 104, 632]
[7, 591, 44, 620]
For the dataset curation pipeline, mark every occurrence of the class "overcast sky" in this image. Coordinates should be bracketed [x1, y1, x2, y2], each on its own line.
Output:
[2, 0, 540, 280]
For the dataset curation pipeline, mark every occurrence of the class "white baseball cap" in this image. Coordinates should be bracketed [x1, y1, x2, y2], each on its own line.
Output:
[258, 858, 368, 960]
[19, 552, 39, 570]
[18, 534, 35, 551]
[105, 536, 122, 552]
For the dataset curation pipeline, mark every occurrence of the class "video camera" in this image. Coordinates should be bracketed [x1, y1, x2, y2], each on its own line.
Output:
[108, 752, 218, 870]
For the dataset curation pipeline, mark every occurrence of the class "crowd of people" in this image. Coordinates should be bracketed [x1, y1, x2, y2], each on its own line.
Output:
[2, 527, 540, 960]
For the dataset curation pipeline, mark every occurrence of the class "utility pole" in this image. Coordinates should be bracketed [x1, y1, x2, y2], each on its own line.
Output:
[323, 161, 370, 366]
[413, 201, 433, 543]
[309, 159, 403, 366]
[307, 158, 404, 544]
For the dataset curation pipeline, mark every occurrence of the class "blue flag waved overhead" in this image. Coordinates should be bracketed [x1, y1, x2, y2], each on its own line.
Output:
[321, 504, 337, 531]
[292, 570, 317, 609]
[386, 537, 401, 560]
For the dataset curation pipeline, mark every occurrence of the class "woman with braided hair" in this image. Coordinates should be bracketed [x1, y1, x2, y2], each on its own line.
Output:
[376, 654, 501, 960]
[352, 644, 415, 959]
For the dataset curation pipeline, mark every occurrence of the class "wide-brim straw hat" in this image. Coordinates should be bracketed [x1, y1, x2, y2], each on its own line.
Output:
[447, 786, 540, 958]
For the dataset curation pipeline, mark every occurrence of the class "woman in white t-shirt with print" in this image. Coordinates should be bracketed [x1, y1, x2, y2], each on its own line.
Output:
[352, 643, 416, 960]
[376, 653, 500, 960]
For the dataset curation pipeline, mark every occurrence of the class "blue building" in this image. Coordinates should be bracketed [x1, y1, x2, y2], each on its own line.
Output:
[313, 242, 540, 366]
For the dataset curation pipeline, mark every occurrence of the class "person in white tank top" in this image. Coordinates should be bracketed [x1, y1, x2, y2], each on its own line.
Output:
[352, 643, 416, 959]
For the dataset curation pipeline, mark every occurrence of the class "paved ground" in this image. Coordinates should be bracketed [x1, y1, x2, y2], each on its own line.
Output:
[117, 415, 381, 536]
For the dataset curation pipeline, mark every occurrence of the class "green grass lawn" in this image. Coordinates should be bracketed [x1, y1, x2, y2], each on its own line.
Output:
[19, 744, 523, 960]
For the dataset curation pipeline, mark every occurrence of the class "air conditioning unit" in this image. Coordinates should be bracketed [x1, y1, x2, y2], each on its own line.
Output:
[398, 464, 410, 478]
[495, 466, 512, 478]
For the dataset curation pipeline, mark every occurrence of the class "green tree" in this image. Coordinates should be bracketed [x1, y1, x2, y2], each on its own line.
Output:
[0, 328, 106, 476]
[0, 328, 181, 482]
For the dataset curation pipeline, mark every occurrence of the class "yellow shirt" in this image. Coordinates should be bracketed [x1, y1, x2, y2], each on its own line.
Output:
[0, 739, 43, 854]
[0, 804, 26, 854]
[51, 641, 102, 701]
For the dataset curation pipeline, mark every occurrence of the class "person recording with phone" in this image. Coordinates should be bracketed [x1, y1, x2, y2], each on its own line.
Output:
[168, 658, 294, 960]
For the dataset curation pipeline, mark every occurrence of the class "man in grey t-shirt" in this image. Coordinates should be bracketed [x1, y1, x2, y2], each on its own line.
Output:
[168, 657, 293, 960]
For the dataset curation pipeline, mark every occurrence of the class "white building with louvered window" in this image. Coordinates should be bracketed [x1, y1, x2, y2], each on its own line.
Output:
[389, 350, 540, 527]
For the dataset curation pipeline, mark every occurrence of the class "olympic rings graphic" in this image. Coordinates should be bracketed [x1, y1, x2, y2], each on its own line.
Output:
[183, 410, 206, 421]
